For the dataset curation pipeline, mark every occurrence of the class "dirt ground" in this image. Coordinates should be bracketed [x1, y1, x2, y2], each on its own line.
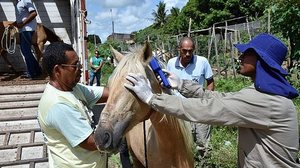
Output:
[0, 72, 49, 86]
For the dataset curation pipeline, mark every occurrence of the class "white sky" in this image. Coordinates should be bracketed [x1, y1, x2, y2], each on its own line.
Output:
[86, 0, 188, 42]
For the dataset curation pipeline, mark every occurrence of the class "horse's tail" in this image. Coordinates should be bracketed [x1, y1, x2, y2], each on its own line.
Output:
[40, 24, 62, 43]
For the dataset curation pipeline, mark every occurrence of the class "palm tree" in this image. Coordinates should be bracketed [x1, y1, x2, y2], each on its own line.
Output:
[152, 1, 168, 28]
[170, 7, 180, 17]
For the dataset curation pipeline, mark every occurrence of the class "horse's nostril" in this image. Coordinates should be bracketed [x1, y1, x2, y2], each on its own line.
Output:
[104, 132, 109, 141]
[103, 131, 112, 149]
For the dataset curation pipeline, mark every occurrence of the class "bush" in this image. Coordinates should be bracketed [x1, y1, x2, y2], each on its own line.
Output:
[101, 62, 115, 86]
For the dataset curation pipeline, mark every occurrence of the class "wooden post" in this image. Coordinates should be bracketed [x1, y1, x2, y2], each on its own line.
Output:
[188, 18, 192, 37]
[229, 32, 236, 78]
[208, 27, 214, 61]
[246, 17, 251, 40]
[224, 21, 228, 78]
[224, 21, 228, 54]
[195, 36, 198, 55]
[268, 9, 271, 33]
[213, 27, 220, 77]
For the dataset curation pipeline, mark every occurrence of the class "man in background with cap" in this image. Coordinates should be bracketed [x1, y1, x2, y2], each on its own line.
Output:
[124, 33, 299, 167]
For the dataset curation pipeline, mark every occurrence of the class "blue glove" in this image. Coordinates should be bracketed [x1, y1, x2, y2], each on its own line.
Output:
[124, 73, 153, 104]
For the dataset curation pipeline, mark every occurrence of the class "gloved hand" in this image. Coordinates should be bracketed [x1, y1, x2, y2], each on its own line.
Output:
[159, 69, 182, 90]
[124, 73, 153, 104]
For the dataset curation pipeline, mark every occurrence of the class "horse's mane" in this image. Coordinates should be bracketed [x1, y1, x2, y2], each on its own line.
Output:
[40, 24, 62, 42]
[109, 46, 148, 86]
[110, 45, 194, 154]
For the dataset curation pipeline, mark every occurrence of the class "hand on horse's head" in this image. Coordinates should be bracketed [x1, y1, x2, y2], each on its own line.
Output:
[161, 69, 182, 90]
[124, 73, 153, 104]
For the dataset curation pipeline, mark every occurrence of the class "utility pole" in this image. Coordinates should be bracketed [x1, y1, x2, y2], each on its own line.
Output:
[94, 34, 97, 49]
[110, 9, 115, 40]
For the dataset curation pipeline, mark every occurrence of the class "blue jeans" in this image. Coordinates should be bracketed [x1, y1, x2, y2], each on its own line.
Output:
[20, 31, 41, 78]
[89, 71, 101, 86]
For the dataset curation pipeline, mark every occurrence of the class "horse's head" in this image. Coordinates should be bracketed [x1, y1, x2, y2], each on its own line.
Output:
[94, 42, 161, 153]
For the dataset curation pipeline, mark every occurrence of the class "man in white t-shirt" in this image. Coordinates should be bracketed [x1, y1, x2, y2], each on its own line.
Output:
[167, 37, 214, 158]
[38, 42, 109, 168]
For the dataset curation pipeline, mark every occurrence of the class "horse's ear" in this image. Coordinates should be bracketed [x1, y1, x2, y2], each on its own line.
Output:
[141, 41, 152, 63]
[110, 45, 124, 63]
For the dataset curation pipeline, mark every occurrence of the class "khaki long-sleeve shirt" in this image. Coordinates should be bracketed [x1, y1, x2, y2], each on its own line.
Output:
[149, 80, 299, 168]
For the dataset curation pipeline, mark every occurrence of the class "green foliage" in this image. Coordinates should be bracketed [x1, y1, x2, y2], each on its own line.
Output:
[272, 4, 300, 61]
[206, 126, 238, 168]
[215, 76, 252, 92]
[152, 1, 168, 28]
[257, 0, 300, 64]
[87, 34, 101, 44]
[101, 62, 115, 86]
[87, 41, 117, 86]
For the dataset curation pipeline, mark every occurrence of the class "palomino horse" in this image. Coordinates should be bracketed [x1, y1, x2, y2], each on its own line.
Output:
[0, 21, 62, 71]
[94, 43, 194, 168]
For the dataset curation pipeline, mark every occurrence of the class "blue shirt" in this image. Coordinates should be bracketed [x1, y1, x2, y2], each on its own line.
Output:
[15, 0, 37, 32]
[167, 55, 213, 87]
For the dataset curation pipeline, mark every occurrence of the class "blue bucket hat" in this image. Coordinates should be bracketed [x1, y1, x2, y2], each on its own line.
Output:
[234, 33, 298, 99]
[234, 33, 288, 75]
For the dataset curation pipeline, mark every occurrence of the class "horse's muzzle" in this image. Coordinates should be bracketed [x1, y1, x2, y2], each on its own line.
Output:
[94, 112, 132, 153]
[94, 123, 116, 153]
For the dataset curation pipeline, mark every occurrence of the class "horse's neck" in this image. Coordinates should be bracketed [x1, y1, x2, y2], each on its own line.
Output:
[148, 111, 194, 167]
[149, 111, 186, 144]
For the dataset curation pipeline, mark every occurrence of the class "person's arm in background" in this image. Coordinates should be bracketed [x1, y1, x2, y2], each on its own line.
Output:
[95, 59, 104, 73]
[16, 10, 37, 28]
[12, 2, 37, 28]
[206, 77, 214, 91]
[90, 57, 96, 71]
[204, 57, 215, 91]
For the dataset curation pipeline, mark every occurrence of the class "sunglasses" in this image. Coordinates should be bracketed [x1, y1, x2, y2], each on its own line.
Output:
[61, 61, 82, 70]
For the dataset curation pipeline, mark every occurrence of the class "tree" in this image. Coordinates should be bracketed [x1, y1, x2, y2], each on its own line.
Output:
[152, 1, 168, 28]
[181, 0, 265, 29]
[267, 0, 300, 67]
[87, 34, 101, 45]
[164, 7, 181, 34]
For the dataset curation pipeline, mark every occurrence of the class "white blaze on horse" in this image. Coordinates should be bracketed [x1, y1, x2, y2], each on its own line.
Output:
[0, 21, 62, 71]
[94, 43, 194, 168]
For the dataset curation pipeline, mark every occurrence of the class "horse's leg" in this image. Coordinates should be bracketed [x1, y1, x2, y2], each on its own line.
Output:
[0, 49, 16, 72]
[33, 43, 43, 64]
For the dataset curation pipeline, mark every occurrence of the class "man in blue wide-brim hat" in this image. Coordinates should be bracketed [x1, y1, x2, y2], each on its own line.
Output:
[125, 33, 300, 167]
[234, 33, 298, 99]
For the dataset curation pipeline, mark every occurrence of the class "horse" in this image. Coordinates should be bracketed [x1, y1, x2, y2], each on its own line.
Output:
[94, 42, 194, 168]
[0, 21, 62, 71]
